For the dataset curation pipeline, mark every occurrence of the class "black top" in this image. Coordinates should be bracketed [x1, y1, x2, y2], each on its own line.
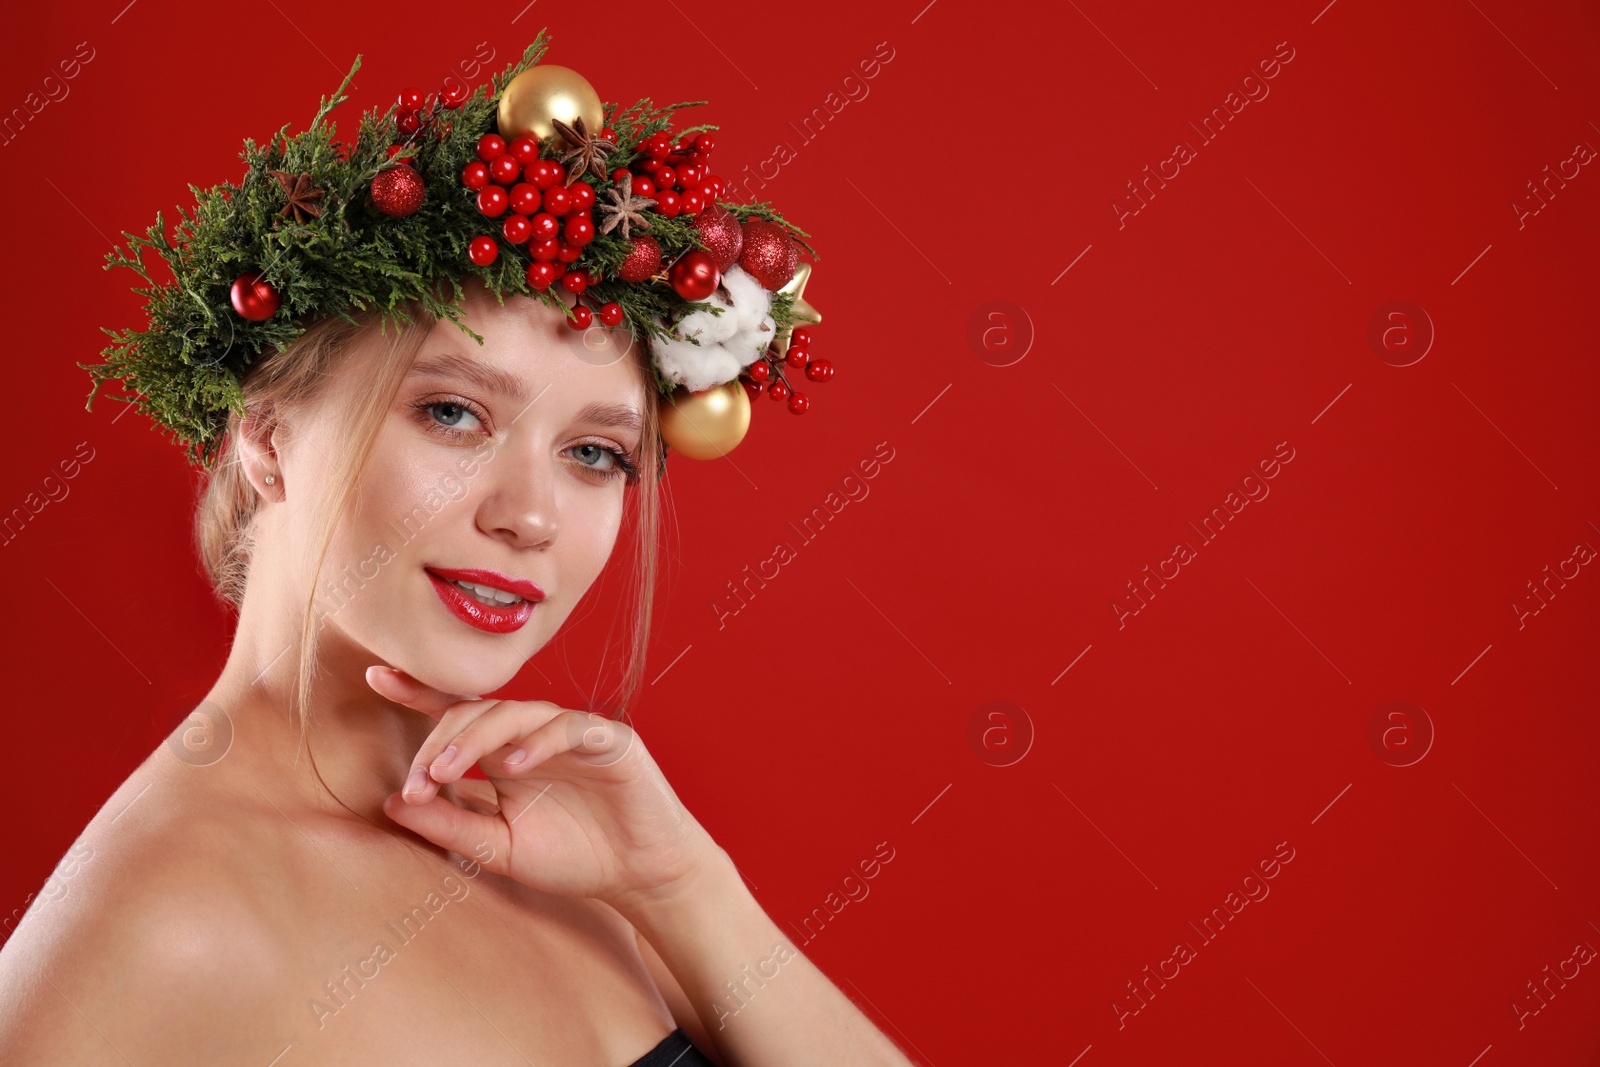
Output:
[625, 1027, 717, 1066]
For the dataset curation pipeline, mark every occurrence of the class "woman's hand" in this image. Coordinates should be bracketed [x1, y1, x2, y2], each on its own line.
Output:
[366, 665, 726, 913]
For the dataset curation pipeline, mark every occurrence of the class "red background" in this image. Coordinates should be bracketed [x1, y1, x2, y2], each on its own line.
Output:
[4, 0, 1599, 1063]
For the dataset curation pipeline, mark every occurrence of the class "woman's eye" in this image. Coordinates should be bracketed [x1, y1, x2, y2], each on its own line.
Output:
[425, 402, 484, 433]
[570, 443, 617, 470]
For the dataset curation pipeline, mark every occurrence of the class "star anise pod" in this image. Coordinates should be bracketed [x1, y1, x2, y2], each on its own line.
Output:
[268, 169, 325, 223]
[550, 116, 619, 185]
[595, 174, 657, 240]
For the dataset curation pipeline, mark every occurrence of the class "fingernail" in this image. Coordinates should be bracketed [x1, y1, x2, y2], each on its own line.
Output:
[404, 768, 427, 796]
[504, 747, 527, 767]
[434, 745, 457, 768]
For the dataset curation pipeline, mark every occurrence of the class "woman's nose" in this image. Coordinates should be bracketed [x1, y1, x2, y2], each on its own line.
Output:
[476, 444, 559, 549]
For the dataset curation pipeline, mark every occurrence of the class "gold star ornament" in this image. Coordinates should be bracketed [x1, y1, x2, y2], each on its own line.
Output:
[771, 260, 821, 360]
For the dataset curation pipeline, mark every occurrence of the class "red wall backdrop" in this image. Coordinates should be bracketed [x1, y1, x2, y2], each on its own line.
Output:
[3, 0, 1598, 1062]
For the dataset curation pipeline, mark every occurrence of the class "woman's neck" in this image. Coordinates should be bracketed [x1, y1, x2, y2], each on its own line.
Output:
[200, 564, 439, 829]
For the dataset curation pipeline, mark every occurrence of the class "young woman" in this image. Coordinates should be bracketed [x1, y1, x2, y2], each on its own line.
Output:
[0, 32, 888, 1067]
[0, 29, 889, 1067]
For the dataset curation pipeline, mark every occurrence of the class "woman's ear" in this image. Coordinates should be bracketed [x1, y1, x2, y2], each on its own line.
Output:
[238, 408, 284, 499]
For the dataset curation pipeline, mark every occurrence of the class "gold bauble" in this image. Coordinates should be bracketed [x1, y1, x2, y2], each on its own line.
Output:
[771, 260, 822, 360]
[497, 65, 605, 150]
[659, 382, 751, 460]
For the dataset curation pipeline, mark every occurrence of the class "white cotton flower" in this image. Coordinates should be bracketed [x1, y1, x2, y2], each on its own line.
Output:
[649, 264, 776, 392]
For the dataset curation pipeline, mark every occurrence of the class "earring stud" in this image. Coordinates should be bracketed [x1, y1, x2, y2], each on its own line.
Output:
[265, 473, 276, 485]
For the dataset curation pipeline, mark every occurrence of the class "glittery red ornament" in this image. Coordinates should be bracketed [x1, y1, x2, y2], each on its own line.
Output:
[618, 235, 662, 282]
[736, 220, 797, 290]
[372, 164, 425, 217]
[692, 204, 744, 271]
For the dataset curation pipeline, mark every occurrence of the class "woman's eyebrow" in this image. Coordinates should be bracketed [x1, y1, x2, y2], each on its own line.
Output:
[409, 353, 531, 403]
[575, 401, 642, 433]
[411, 353, 641, 433]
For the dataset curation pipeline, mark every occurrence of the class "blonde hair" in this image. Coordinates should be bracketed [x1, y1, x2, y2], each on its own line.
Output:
[194, 297, 663, 750]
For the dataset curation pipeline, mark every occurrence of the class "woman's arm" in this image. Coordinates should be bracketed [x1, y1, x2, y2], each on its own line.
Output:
[371, 674, 916, 1065]
[633, 925, 726, 1066]
[615, 848, 914, 1067]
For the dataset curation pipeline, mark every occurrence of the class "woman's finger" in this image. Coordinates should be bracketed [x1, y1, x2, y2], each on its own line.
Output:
[380, 790, 511, 874]
[498, 709, 642, 778]
[365, 664, 481, 719]
[442, 777, 501, 817]
[421, 700, 568, 786]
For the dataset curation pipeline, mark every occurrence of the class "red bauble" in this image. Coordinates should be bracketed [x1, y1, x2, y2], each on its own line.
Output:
[598, 302, 624, 328]
[469, 236, 499, 266]
[372, 164, 425, 217]
[618, 235, 662, 282]
[669, 251, 720, 300]
[230, 272, 280, 321]
[787, 390, 809, 414]
[737, 220, 798, 290]
[691, 204, 744, 271]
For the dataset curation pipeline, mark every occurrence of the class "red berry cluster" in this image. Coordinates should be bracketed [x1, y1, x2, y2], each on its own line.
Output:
[617, 130, 725, 219]
[452, 121, 829, 411]
[394, 83, 465, 144]
[461, 132, 603, 290]
[741, 326, 831, 415]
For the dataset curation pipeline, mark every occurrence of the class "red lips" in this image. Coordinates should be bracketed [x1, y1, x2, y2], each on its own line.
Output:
[424, 567, 545, 634]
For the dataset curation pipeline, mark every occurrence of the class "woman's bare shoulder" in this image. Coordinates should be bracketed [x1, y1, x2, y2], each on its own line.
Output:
[0, 752, 304, 1062]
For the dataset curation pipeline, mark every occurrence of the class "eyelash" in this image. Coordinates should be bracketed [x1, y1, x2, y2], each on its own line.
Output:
[411, 398, 641, 485]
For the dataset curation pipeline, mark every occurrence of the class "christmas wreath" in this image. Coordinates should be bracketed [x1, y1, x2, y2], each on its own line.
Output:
[82, 29, 828, 471]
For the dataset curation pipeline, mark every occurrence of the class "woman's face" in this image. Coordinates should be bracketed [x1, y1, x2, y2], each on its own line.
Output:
[276, 282, 649, 698]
